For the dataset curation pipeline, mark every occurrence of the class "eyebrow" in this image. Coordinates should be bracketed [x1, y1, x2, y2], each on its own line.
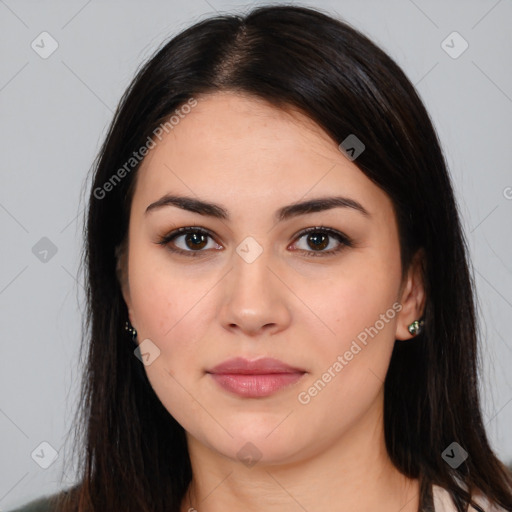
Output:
[145, 194, 371, 221]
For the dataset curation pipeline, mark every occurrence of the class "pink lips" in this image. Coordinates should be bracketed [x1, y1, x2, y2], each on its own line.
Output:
[207, 357, 306, 398]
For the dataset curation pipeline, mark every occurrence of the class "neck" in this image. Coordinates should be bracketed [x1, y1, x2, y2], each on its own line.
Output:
[180, 395, 419, 512]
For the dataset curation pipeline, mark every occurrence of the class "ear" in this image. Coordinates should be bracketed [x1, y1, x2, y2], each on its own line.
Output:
[115, 240, 136, 326]
[395, 248, 426, 340]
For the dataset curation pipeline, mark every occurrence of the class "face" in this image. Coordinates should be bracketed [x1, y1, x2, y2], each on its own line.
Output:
[119, 92, 424, 466]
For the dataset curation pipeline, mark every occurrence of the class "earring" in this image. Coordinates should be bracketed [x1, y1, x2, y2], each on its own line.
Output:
[125, 321, 137, 343]
[408, 319, 424, 336]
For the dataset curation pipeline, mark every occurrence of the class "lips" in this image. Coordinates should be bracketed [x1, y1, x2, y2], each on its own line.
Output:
[209, 357, 305, 374]
[207, 357, 306, 398]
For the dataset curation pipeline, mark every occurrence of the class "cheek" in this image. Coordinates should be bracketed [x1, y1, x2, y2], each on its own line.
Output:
[338, 271, 400, 340]
[127, 249, 216, 429]
[294, 249, 402, 352]
[293, 262, 401, 434]
[128, 241, 212, 340]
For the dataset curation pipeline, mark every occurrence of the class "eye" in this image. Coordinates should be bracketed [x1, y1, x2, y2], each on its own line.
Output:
[156, 227, 222, 257]
[289, 226, 353, 257]
[156, 225, 353, 258]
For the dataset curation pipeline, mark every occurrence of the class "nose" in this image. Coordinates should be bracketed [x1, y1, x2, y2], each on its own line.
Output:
[217, 243, 292, 337]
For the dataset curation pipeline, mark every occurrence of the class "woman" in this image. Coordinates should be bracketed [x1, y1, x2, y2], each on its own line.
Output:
[11, 5, 512, 512]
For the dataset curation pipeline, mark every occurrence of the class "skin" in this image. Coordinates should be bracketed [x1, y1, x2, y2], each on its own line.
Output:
[119, 91, 426, 512]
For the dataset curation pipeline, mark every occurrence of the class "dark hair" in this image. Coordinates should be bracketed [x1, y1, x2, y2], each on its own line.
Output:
[57, 4, 512, 512]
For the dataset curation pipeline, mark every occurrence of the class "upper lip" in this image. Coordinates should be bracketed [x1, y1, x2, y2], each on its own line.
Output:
[207, 357, 305, 375]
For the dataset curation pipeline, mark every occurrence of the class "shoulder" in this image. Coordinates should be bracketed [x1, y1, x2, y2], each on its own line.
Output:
[8, 490, 67, 512]
[433, 484, 508, 512]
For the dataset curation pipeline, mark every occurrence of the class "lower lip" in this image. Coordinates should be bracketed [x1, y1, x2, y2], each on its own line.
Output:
[209, 372, 305, 398]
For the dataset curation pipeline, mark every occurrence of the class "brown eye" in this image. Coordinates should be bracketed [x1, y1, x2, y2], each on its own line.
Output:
[305, 232, 329, 251]
[291, 227, 353, 257]
[183, 231, 208, 250]
[156, 227, 222, 257]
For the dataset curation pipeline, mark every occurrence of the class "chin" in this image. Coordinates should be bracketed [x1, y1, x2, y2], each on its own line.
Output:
[199, 419, 308, 466]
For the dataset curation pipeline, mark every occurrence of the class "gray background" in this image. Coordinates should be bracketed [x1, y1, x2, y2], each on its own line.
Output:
[1, 0, 511, 509]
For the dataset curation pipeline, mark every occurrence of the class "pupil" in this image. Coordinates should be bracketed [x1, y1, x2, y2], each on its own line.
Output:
[308, 232, 328, 251]
[186, 232, 207, 250]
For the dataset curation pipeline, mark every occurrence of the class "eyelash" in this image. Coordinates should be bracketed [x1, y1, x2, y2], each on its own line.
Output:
[156, 226, 354, 258]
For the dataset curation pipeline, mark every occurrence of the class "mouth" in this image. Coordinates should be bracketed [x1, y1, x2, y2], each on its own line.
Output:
[206, 357, 307, 398]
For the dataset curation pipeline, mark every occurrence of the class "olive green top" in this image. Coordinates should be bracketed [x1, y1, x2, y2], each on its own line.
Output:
[8, 493, 61, 512]
[9, 486, 508, 511]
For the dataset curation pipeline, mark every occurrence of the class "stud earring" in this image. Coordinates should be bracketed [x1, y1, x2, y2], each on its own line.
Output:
[408, 319, 424, 336]
[125, 321, 137, 343]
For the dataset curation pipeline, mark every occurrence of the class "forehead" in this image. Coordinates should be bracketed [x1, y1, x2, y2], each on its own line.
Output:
[133, 92, 393, 220]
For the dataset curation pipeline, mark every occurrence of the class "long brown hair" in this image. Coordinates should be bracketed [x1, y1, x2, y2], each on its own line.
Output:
[56, 5, 512, 511]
